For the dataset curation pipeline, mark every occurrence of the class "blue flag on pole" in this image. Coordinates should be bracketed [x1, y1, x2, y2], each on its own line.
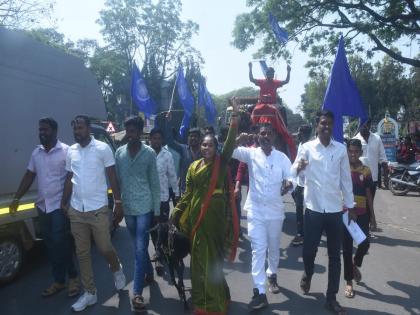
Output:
[269, 13, 288, 44]
[198, 79, 217, 125]
[322, 36, 367, 143]
[259, 60, 269, 78]
[131, 62, 156, 119]
[176, 66, 195, 137]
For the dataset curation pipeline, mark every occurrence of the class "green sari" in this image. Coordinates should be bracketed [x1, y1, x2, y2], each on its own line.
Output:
[171, 121, 238, 315]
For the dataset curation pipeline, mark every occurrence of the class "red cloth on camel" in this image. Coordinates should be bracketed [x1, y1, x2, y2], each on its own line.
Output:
[251, 103, 296, 161]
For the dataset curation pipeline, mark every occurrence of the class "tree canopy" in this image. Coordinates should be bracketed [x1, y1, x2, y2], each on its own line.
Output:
[232, 0, 420, 68]
[0, 0, 54, 29]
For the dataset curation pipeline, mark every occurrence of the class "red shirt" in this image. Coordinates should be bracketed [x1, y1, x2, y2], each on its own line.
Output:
[256, 79, 282, 104]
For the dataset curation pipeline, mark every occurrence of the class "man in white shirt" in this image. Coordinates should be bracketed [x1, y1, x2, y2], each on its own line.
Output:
[149, 127, 180, 275]
[292, 110, 356, 315]
[353, 119, 387, 230]
[10, 118, 79, 298]
[61, 115, 126, 312]
[233, 123, 293, 311]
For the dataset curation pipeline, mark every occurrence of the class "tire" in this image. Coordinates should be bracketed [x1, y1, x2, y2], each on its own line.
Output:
[389, 173, 411, 196]
[0, 237, 24, 285]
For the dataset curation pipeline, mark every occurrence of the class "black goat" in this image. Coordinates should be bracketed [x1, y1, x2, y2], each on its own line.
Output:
[150, 222, 190, 310]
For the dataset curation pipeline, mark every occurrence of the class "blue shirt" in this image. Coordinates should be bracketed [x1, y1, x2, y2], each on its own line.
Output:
[115, 143, 160, 216]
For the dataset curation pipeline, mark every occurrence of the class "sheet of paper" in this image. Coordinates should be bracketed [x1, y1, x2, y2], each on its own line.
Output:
[342, 212, 367, 245]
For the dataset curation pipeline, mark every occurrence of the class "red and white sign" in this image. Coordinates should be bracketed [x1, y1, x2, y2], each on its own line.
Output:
[106, 122, 116, 133]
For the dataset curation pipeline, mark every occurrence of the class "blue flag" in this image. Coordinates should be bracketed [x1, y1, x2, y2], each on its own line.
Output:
[322, 36, 367, 143]
[176, 66, 195, 137]
[198, 79, 217, 125]
[131, 63, 156, 118]
[259, 60, 269, 78]
[269, 13, 288, 44]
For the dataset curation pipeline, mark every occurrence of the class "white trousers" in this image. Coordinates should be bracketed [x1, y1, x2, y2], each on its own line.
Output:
[247, 216, 284, 294]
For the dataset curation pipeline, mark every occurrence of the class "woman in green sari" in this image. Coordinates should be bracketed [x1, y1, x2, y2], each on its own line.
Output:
[171, 100, 240, 315]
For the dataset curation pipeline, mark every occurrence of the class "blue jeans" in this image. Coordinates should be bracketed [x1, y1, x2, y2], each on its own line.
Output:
[38, 208, 78, 284]
[125, 212, 153, 295]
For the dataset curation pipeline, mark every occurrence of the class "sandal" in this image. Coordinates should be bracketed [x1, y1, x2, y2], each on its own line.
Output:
[41, 282, 65, 297]
[68, 277, 81, 297]
[344, 284, 355, 298]
[132, 295, 146, 310]
[353, 264, 362, 284]
[325, 300, 347, 315]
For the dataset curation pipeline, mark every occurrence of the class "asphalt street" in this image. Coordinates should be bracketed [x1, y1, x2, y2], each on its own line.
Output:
[1, 188, 419, 315]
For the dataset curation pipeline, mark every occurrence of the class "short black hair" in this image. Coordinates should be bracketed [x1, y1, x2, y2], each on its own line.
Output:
[249, 125, 259, 134]
[124, 116, 144, 132]
[150, 128, 163, 137]
[39, 117, 58, 131]
[258, 122, 274, 133]
[204, 126, 215, 134]
[347, 138, 362, 149]
[71, 115, 91, 127]
[316, 110, 334, 124]
[188, 127, 202, 137]
[298, 124, 312, 136]
[266, 67, 275, 74]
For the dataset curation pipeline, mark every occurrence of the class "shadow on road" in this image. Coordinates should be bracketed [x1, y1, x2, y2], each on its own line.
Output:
[372, 234, 420, 248]
[356, 281, 420, 315]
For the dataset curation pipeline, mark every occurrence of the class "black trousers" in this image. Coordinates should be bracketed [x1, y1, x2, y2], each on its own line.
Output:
[292, 186, 304, 235]
[303, 209, 342, 301]
[342, 212, 370, 281]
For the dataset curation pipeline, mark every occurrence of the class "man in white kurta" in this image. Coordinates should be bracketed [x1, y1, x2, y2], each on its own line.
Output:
[232, 123, 293, 310]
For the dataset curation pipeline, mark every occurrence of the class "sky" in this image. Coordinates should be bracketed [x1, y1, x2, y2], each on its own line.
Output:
[52, 0, 418, 114]
[53, 0, 309, 113]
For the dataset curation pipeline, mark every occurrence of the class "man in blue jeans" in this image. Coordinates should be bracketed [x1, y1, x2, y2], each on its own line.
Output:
[292, 110, 356, 315]
[10, 117, 80, 297]
[115, 116, 160, 311]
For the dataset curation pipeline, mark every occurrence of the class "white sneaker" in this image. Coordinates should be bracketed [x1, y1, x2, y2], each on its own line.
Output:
[113, 267, 126, 291]
[71, 291, 97, 312]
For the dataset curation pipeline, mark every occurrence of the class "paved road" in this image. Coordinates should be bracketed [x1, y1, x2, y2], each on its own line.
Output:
[1, 188, 419, 315]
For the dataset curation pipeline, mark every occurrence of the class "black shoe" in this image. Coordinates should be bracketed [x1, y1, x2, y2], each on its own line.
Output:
[300, 272, 311, 294]
[268, 274, 281, 294]
[292, 234, 304, 246]
[248, 288, 268, 310]
[325, 299, 347, 314]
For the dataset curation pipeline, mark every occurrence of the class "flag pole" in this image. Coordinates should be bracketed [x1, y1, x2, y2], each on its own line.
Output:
[168, 73, 178, 113]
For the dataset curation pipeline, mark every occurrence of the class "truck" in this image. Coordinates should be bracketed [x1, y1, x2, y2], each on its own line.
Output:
[0, 27, 114, 284]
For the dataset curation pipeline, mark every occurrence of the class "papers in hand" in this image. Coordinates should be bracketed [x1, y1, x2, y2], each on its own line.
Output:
[342, 212, 367, 245]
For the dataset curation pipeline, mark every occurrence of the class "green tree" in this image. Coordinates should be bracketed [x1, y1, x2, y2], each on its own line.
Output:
[98, 0, 203, 109]
[0, 0, 54, 29]
[232, 0, 420, 68]
[299, 74, 328, 122]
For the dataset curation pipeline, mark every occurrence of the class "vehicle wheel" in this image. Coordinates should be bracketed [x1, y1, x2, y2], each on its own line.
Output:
[389, 173, 411, 196]
[0, 237, 23, 285]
